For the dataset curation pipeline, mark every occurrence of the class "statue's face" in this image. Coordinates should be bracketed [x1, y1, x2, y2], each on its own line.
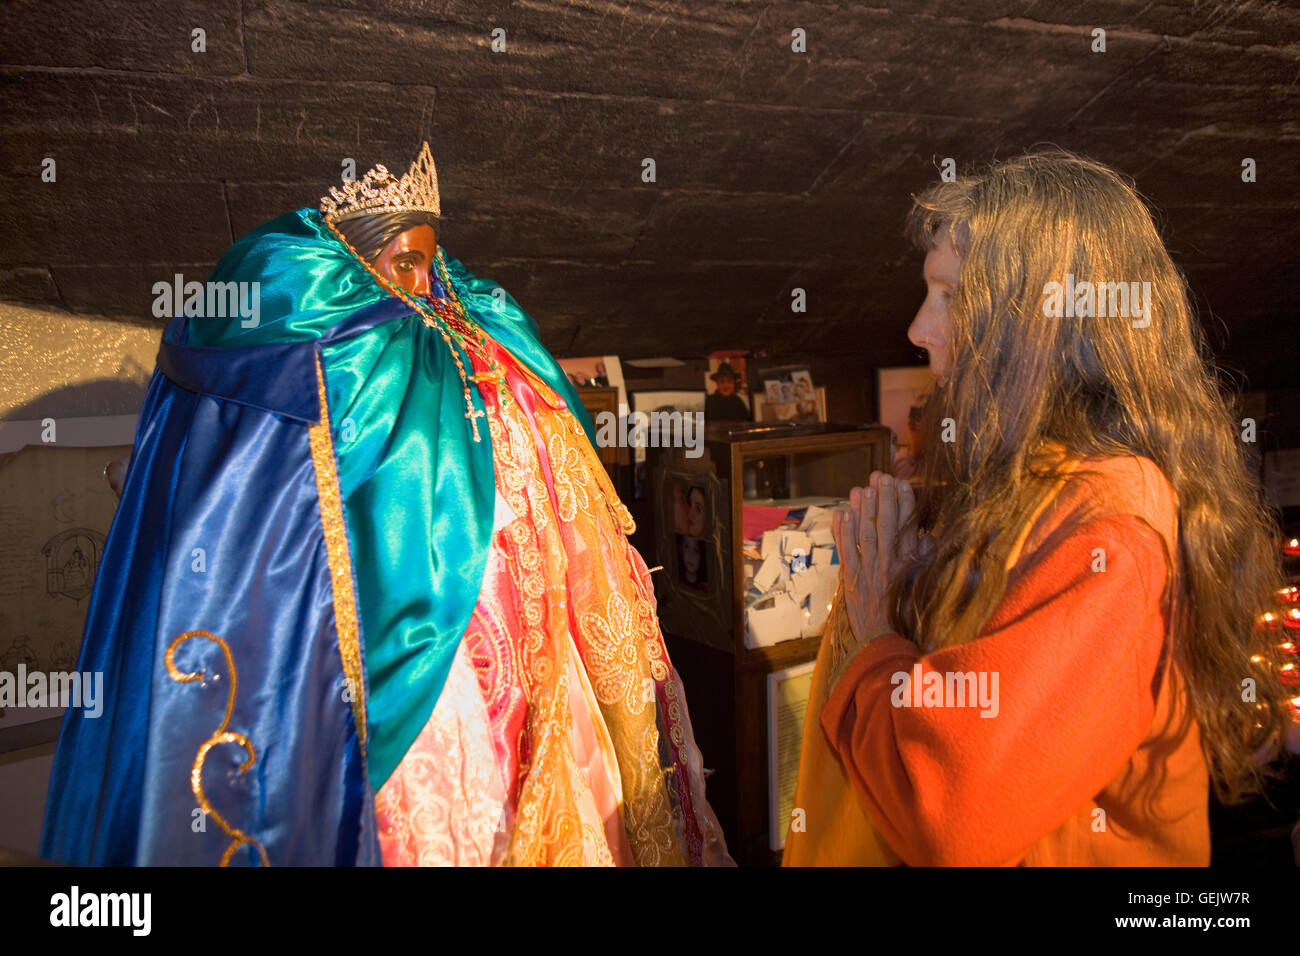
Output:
[373, 224, 438, 297]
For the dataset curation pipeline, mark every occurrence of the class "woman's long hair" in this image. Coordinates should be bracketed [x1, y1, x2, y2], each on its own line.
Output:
[893, 150, 1288, 803]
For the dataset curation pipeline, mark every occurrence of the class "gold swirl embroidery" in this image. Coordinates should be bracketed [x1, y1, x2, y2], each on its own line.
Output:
[579, 592, 650, 714]
[547, 431, 590, 523]
[515, 367, 635, 535]
[481, 368, 610, 865]
[560, 411, 636, 534]
[472, 340, 692, 865]
[622, 737, 678, 867]
[308, 353, 367, 747]
[523, 376, 688, 863]
[165, 630, 270, 867]
[665, 679, 685, 748]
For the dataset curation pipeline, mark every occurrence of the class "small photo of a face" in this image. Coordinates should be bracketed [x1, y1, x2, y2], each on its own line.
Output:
[686, 485, 707, 537]
[676, 534, 709, 593]
[672, 481, 709, 538]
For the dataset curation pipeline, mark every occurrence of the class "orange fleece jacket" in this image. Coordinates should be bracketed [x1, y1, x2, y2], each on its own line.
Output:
[822, 456, 1210, 866]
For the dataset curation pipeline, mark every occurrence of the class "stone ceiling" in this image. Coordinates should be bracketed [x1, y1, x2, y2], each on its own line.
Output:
[2, 0, 1297, 386]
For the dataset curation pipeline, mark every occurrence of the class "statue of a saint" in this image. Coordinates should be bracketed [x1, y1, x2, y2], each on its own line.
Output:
[42, 143, 730, 866]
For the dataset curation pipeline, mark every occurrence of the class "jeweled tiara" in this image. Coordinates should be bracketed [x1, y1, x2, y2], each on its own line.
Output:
[319, 141, 441, 223]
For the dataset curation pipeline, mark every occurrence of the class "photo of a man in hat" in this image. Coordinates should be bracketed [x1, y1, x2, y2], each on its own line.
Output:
[705, 360, 751, 422]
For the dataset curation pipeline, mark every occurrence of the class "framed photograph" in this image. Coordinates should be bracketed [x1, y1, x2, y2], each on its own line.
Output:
[704, 353, 752, 423]
[767, 659, 816, 852]
[558, 355, 627, 413]
[752, 386, 827, 424]
[631, 390, 707, 501]
[650, 460, 731, 650]
[0, 416, 136, 753]
[671, 478, 712, 595]
[575, 386, 620, 477]
[629, 389, 706, 460]
[631, 389, 706, 415]
[754, 365, 818, 422]
[877, 366, 937, 482]
[673, 533, 709, 594]
[664, 474, 715, 600]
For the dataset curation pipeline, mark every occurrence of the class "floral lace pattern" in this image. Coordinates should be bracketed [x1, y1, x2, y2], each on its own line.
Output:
[376, 336, 730, 866]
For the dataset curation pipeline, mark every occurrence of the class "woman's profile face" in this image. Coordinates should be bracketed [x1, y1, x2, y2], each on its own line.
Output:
[687, 488, 707, 537]
[680, 536, 702, 582]
[908, 229, 958, 386]
[373, 224, 437, 297]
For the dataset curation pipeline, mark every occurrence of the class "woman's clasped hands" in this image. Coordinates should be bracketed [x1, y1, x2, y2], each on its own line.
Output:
[830, 472, 933, 647]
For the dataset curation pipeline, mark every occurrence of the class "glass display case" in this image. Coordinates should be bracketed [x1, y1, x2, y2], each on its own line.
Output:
[648, 421, 892, 864]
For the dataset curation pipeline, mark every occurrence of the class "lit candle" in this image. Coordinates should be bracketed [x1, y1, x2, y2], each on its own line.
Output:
[1258, 611, 1280, 632]
[1280, 662, 1300, 686]
[1285, 608, 1300, 631]
[1278, 585, 1300, 605]
[1285, 538, 1300, 557]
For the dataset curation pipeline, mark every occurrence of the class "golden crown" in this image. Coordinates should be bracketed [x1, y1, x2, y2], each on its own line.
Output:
[320, 141, 441, 223]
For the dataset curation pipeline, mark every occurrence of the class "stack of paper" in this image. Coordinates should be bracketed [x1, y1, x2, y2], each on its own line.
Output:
[742, 501, 848, 649]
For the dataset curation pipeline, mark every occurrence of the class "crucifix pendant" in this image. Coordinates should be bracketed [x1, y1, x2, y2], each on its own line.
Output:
[464, 393, 485, 442]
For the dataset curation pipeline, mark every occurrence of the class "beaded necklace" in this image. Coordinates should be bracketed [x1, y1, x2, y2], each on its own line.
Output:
[325, 218, 507, 442]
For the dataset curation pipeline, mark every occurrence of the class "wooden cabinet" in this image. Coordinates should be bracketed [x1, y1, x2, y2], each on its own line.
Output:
[575, 386, 621, 483]
[648, 422, 891, 864]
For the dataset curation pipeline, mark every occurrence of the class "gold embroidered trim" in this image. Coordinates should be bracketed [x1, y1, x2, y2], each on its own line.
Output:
[308, 353, 368, 746]
[165, 630, 270, 867]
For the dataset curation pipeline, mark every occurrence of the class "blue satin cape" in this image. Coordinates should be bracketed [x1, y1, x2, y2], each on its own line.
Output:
[40, 209, 593, 865]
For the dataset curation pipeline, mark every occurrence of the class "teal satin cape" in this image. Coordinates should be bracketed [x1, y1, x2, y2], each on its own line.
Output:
[185, 208, 595, 792]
